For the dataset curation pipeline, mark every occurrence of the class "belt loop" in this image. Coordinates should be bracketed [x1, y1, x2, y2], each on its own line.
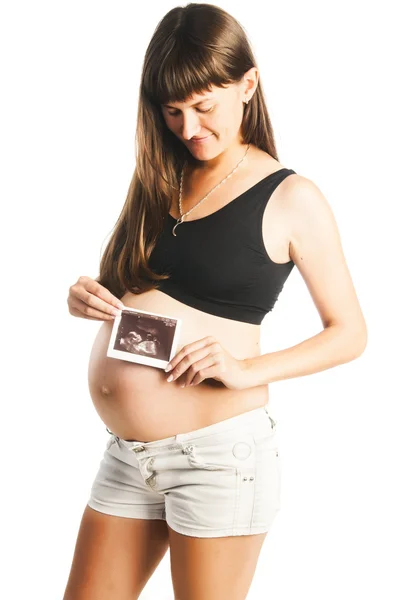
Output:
[264, 407, 276, 429]
[106, 427, 122, 448]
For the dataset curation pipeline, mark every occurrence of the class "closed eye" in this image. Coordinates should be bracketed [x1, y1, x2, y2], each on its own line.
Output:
[167, 107, 214, 116]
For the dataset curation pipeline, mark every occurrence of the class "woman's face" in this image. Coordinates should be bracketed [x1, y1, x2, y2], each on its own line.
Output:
[160, 81, 248, 159]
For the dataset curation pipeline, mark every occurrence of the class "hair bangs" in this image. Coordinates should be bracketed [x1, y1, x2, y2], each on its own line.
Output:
[145, 41, 233, 107]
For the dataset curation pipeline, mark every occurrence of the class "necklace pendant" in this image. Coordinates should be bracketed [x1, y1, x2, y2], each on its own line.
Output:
[172, 216, 184, 237]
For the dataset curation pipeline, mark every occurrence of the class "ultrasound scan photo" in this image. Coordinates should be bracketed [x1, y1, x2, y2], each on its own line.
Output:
[107, 306, 182, 369]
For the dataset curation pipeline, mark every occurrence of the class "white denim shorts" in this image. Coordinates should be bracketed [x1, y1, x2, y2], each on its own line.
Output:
[87, 405, 281, 538]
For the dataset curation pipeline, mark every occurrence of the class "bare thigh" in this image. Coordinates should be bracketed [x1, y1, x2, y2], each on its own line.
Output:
[62, 505, 170, 600]
[168, 525, 268, 600]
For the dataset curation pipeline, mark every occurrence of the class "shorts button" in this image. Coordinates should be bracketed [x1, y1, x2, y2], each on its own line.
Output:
[232, 442, 252, 460]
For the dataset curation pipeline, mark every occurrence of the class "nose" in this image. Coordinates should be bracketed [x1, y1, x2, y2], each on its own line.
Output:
[180, 112, 202, 140]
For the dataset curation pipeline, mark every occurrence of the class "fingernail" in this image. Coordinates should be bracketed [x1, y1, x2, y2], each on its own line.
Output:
[165, 364, 171, 372]
[167, 374, 173, 382]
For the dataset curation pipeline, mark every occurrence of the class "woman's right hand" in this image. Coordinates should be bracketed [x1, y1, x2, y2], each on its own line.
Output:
[67, 275, 124, 321]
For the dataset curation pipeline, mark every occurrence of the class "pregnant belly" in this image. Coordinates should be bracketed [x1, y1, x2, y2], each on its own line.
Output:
[87, 289, 269, 442]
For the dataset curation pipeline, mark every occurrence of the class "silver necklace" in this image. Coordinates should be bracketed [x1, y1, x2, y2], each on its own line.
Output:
[172, 143, 251, 237]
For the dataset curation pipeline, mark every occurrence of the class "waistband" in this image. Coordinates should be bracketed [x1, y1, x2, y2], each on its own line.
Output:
[106, 405, 277, 453]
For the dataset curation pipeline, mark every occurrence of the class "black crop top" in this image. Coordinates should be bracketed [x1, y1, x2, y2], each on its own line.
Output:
[148, 167, 297, 325]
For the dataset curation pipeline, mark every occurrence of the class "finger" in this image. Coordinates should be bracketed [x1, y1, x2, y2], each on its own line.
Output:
[166, 337, 215, 376]
[168, 346, 213, 382]
[71, 280, 124, 318]
[91, 279, 124, 310]
[69, 297, 119, 321]
[186, 355, 217, 386]
[83, 279, 124, 314]
[173, 349, 215, 384]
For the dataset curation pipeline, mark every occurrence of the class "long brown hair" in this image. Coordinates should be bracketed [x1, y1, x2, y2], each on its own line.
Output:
[96, 3, 279, 299]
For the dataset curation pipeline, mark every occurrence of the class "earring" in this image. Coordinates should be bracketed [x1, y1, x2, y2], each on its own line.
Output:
[244, 98, 249, 105]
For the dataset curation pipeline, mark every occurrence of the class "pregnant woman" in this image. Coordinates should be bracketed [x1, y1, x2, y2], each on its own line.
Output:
[63, 4, 367, 600]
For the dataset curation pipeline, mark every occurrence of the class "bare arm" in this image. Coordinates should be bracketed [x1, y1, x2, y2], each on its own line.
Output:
[243, 175, 367, 386]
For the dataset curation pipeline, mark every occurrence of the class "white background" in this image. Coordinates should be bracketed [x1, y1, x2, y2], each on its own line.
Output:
[1, 1, 396, 598]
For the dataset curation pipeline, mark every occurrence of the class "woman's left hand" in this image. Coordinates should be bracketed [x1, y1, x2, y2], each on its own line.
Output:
[164, 336, 251, 391]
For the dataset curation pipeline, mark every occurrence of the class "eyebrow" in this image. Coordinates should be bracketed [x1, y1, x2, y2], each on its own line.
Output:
[163, 98, 214, 108]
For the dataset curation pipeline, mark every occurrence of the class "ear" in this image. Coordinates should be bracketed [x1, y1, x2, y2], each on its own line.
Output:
[242, 66, 259, 100]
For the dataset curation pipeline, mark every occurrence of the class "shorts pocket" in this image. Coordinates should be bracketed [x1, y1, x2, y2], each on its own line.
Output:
[182, 433, 255, 474]
[184, 444, 237, 473]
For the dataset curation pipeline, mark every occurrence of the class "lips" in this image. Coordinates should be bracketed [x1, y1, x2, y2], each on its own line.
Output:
[191, 134, 213, 143]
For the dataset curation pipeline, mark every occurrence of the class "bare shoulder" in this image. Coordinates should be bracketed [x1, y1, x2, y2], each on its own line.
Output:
[248, 147, 287, 174]
[278, 173, 339, 258]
